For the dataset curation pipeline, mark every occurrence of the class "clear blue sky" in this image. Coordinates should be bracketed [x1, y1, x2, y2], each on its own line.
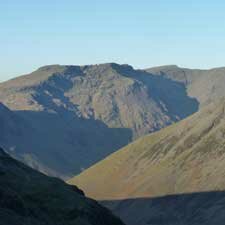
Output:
[0, 0, 225, 81]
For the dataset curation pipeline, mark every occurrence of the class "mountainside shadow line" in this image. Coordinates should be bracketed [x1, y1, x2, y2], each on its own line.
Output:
[2, 108, 132, 178]
[101, 191, 225, 225]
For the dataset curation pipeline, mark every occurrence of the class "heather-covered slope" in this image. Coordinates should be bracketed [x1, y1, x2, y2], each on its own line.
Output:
[0, 63, 199, 177]
[70, 99, 225, 200]
[0, 148, 124, 225]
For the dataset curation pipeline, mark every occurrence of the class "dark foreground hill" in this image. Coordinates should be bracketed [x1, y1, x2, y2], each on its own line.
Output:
[0, 148, 124, 225]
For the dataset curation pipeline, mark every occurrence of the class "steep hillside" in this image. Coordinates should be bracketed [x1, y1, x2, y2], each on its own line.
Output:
[70, 99, 225, 200]
[70, 98, 225, 224]
[0, 63, 199, 177]
[0, 147, 124, 225]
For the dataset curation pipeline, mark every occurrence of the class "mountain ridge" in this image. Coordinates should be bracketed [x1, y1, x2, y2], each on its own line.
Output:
[0, 63, 201, 177]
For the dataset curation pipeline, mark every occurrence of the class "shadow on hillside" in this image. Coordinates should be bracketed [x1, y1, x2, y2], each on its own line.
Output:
[8, 109, 132, 178]
[101, 191, 225, 225]
[1, 70, 132, 178]
[112, 64, 199, 121]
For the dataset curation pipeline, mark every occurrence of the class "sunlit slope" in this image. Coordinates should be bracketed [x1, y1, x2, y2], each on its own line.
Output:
[70, 99, 225, 200]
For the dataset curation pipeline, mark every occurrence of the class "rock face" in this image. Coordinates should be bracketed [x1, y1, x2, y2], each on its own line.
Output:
[0, 147, 124, 225]
[70, 99, 225, 224]
[0, 63, 200, 178]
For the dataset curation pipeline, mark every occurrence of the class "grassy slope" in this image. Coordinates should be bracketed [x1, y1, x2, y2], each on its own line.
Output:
[69, 99, 225, 200]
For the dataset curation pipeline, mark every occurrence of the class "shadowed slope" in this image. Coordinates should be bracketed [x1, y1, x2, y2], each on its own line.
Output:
[102, 191, 225, 225]
[0, 148, 125, 225]
[0, 103, 131, 179]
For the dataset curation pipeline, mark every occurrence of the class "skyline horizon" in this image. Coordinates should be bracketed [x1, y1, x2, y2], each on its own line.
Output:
[1, 1, 224, 82]
[1, 61, 225, 83]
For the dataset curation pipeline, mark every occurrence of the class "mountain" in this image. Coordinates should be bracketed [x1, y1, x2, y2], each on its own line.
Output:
[0, 63, 200, 178]
[69, 99, 225, 224]
[1, 63, 225, 178]
[0, 147, 124, 225]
